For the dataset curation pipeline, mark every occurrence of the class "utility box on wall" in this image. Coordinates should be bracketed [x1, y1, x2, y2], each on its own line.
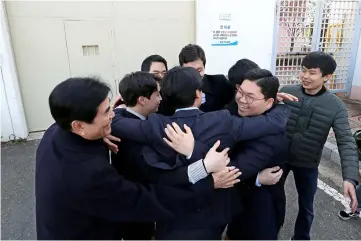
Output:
[196, 0, 277, 75]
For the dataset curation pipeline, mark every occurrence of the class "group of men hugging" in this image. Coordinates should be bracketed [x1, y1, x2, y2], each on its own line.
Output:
[36, 44, 360, 240]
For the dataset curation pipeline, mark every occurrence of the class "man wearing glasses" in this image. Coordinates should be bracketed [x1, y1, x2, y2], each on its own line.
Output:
[141, 54, 168, 80]
[223, 68, 289, 240]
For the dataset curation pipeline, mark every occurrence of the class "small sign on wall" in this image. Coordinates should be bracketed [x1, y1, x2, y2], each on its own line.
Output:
[211, 13, 238, 46]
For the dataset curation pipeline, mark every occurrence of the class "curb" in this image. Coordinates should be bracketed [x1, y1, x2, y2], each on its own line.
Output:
[27, 131, 44, 141]
[321, 141, 341, 166]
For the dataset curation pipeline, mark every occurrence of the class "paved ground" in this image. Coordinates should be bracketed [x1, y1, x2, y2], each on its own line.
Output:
[328, 98, 361, 145]
[1, 140, 39, 240]
[1, 138, 361, 240]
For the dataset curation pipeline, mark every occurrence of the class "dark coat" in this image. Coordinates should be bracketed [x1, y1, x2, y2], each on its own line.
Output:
[189, 105, 289, 232]
[111, 108, 190, 186]
[111, 105, 290, 170]
[158, 74, 234, 116]
[35, 124, 213, 240]
[110, 105, 290, 229]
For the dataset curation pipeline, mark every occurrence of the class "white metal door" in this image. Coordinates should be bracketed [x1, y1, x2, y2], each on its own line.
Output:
[64, 20, 117, 93]
[273, 0, 361, 95]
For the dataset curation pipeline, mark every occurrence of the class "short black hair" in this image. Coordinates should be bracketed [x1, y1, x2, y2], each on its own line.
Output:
[161, 67, 202, 109]
[301, 51, 337, 76]
[141, 55, 168, 72]
[49, 77, 110, 130]
[179, 44, 206, 66]
[228, 59, 260, 88]
[118, 71, 158, 107]
[153, 74, 162, 84]
[243, 69, 279, 100]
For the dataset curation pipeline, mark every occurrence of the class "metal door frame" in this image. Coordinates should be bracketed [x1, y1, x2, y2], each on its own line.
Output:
[271, 0, 361, 96]
[346, 0, 361, 96]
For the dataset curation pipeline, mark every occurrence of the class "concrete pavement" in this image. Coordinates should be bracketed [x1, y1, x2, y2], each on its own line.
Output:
[1, 140, 39, 240]
[279, 174, 361, 240]
[1, 139, 361, 240]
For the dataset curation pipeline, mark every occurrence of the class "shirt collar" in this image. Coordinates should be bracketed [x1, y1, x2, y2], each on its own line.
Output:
[126, 107, 146, 120]
[301, 85, 327, 96]
[175, 107, 199, 112]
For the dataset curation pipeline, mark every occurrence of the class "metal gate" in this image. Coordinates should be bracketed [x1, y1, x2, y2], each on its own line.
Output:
[272, 0, 361, 95]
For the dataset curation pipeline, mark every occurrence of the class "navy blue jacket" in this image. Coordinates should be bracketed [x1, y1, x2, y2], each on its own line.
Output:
[35, 124, 213, 240]
[111, 109, 190, 186]
[158, 74, 234, 115]
[227, 134, 288, 232]
[227, 103, 288, 228]
[184, 105, 289, 226]
[111, 105, 290, 228]
[111, 105, 290, 170]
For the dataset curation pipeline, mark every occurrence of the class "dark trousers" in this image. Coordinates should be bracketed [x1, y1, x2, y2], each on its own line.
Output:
[116, 222, 155, 240]
[226, 187, 280, 240]
[284, 164, 318, 240]
[155, 223, 226, 240]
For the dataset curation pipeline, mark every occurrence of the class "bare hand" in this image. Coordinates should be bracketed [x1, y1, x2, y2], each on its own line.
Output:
[103, 135, 121, 153]
[213, 166, 241, 189]
[203, 140, 230, 173]
[344, 181, 358, 213]
[277, 92, 299, 102]
[258, 166, 283, 185]
[163, 123, 194, 157]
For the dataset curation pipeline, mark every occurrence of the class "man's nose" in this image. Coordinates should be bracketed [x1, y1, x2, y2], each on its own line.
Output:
[239, 94, 247, 103]
[109, 110, 115, 119]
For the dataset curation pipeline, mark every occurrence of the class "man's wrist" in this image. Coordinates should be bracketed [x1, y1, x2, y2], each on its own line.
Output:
[344, 178, 357, 187]
[188, 159, 208, 184]
[255, 172, 262, 187]
[186, 149, 193, 159]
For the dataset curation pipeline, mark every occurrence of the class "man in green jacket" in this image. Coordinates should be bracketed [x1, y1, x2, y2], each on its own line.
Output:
[280, 52, 359, 240]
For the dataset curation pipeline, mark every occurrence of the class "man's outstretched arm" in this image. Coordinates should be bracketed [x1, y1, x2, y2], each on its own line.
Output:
[111, 109, 150, 143]
[229, 104, 290, 142]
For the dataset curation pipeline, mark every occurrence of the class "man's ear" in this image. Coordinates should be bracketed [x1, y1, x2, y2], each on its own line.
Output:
[71, 120, 85, 136]
[137, 96, 146, 106]
[195, 89, 202, 99]
[323, 74, 333, 82]
[266, 98, 275, 110]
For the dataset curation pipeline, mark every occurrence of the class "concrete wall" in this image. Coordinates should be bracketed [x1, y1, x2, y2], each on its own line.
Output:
[195, 0, 276, 75]
[350, 35, 361, 101]
[3, 1, 195, 133]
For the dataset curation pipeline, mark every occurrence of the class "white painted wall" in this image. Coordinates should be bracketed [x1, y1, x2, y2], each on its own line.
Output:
[196, 0, 276, 75]
[5, 1, 195, 132]
[1, 66, 14, 141]
[0, 1, 28, 142]
[352, 35, 361, 87]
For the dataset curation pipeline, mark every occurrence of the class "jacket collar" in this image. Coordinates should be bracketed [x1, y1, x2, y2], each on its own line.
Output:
[171, 108, 204, 118]
[55, 124, 107, 155]
[301, 85, 327, 96]
[126, 107, 146, 120]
